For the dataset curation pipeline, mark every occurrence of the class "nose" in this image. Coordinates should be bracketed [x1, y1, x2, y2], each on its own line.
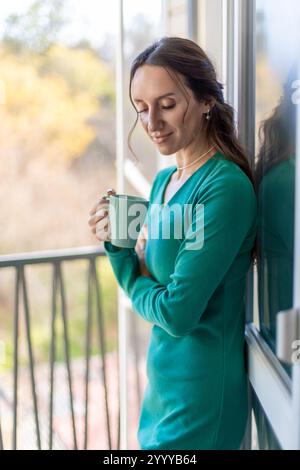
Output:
[147, 108, 163, 133]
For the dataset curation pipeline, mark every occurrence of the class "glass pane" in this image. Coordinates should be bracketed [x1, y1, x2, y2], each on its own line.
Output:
[0, 0, 117, 253]
[0, 0, 118, 450]
[254, 0, 300, 450]
[255, 0, 299, 364]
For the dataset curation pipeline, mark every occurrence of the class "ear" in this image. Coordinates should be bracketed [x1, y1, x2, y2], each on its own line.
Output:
[205, 97, 217, 109]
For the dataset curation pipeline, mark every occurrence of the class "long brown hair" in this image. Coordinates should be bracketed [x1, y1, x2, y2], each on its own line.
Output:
[128, 36, 257, 261]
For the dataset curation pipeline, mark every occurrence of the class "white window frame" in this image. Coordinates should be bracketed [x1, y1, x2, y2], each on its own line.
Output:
[235, 0, 300, 450]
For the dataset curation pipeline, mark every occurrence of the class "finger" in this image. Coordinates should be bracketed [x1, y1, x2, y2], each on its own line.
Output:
[95, 208, 109, 218]
[140, 224, 148, 241]
[135, 236, 144, 252]
[137, 235, 146, 249]
[96, 224, 111, 242]
[135, 239, 145, 256]
[103, 226, 111, 241]
[143, 223, 148, 238]
[88, 209, 108, 227]
[89, 198, 108, 215]
[106, 188, 116, 195]
[89, 199, 110, 218]
[94, 189, 116, 213]
[139, 231, 147, 247]
[96, 216, 109, 231]
[100, 189, 116, 204]
[95, 226, 108, 241]
[89, 189, 116, 215]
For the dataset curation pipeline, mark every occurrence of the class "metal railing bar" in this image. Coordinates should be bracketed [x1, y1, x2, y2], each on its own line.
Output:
[93, 259, 112, 449]
[49, 264, 58, 450]
[83, 260, 93, 449]
[0, 246, 105, 268]
[115, 338, 120, 451]
[21, 266, 41, 449]
[129, 314, 143, 411]
[12, 267, 20, 450]
[57, 263, 78, 450]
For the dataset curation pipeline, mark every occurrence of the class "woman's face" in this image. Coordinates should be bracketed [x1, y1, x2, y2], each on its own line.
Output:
[131, 64, 210, 155]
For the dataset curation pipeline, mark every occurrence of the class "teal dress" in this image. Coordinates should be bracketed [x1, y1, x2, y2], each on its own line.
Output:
[104, 152, 258, 450]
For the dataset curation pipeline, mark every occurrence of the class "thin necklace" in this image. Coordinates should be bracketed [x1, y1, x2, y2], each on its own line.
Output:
[176, 146, 215, 170]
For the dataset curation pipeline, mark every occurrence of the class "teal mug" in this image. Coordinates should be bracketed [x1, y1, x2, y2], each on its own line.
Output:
[104, 194, 149, 248]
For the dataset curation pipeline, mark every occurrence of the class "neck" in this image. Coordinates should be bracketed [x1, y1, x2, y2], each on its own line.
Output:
[174, 142, 215, 180]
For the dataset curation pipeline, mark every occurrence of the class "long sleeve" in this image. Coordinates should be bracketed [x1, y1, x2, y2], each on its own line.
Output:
[103, 171, 163, 296]
[103, 241, 141, 297]
[130, 174, 257, 338]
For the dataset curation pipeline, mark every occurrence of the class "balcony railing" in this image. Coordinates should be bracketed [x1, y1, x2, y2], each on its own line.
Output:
[0, 246, 143, 450]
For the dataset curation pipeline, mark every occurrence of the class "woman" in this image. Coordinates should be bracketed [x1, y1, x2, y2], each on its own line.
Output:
[88, 37, 257, 450]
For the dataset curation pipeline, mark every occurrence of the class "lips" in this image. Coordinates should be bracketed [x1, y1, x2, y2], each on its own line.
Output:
[152, 132, 173, 143]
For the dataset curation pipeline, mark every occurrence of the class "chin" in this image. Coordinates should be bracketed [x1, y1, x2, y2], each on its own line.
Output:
[159, 149, 174, 156]
[158, 143, 179, 155]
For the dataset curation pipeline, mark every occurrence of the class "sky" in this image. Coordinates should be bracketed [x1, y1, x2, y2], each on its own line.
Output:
[0, 0, 162, 48]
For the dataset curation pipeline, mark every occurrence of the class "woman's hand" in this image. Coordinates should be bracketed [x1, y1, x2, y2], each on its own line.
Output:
[89, 193, 153, 278]
[135, 224, 153, 279]
[88, 188, 116, 242]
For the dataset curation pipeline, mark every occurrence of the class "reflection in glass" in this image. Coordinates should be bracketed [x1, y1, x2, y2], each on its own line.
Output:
[253, 0, 299, 450]
[255, 65, 296, 358]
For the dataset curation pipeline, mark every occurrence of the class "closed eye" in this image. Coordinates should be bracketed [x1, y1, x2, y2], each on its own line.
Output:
[137, 104, 176, 114]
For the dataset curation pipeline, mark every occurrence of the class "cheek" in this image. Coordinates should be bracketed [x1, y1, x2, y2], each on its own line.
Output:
[174, 103, 200, 131]
[138, 115, 149, 130]
[173, 109, 196, 137]
[182, 107, 203, 134]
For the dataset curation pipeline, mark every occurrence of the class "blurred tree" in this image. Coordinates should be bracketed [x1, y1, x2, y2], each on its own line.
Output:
[0, 43, 114, 169]
[39, 44, 114, 103]
[3, 0, 67, 54]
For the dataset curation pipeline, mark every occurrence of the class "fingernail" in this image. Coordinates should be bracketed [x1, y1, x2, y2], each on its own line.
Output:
[96, 209, 108, 217]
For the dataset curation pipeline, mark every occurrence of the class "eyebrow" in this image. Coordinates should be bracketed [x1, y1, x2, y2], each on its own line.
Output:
[133, 92, 176, 103]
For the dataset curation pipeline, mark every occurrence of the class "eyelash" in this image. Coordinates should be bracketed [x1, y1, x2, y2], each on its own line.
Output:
[137, 105, 175, 114]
